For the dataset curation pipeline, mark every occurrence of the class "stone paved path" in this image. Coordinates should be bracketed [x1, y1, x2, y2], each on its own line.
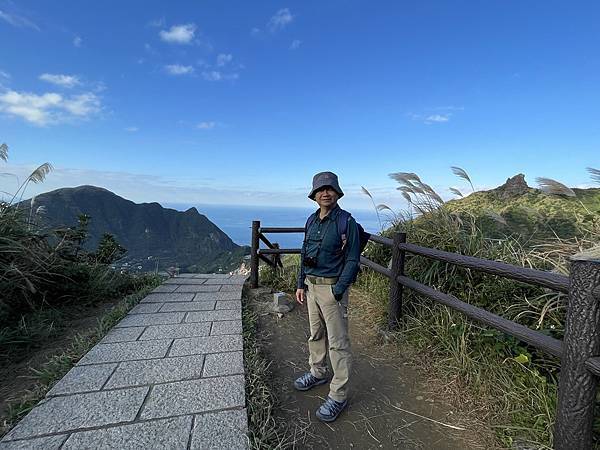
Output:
[0, 274, 249, 450]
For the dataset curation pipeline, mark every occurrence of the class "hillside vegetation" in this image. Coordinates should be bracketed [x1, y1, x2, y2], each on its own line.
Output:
[444, 173, 600, 241]
[19, 185, 249, 273]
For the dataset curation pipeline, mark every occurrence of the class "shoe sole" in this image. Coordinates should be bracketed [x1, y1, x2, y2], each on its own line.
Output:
[293, 377, 328, 391]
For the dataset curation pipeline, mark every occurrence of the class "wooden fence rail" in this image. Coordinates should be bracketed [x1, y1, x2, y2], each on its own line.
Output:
[249, 220, 600, 449]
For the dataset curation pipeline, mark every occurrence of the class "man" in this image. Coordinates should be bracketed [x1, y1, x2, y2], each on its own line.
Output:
[294, 171, 361, 422]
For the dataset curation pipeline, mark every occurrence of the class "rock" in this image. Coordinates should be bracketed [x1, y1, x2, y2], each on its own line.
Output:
[492, 173, 531, 200]
[272, 292, 295, 314]
[273, 304, 294, 314]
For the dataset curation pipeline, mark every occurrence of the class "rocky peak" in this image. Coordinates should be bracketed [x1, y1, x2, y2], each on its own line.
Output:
[493, 173, 531, 200]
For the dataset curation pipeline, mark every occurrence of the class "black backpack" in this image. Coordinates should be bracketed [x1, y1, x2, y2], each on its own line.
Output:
[305, 209, 370, 253]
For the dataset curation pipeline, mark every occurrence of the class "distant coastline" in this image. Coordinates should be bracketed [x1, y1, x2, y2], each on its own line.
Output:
[164, 203, 385, 248]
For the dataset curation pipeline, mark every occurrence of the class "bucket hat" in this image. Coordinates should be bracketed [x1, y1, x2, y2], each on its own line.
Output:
[308, 171, 344, 200]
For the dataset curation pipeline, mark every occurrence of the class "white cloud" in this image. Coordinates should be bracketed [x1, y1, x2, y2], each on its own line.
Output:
[424, 114, 450, 124]
[268, 8, 293, 32]
[0, 89, 101, 126]
[0, 70, 10, 80]
[61, 93, 100, 116]
[216, 53, 232, 67]
[39, 73, 81, 88]
[159, 24, 196, 44]
[73, 36, 82, 47]
[125, 126, 139, 132]
[289, 39, 302, 50]
[0, 9, 39, 30]
[165, 64, 194, 75]
[408, 107, 463, 125]
[0, 163, 318, 209]
[197, 121, 216, 130]
[250, 27, 261, 36]
[201, 71, 238, 82]
[202, 71, 222, 81]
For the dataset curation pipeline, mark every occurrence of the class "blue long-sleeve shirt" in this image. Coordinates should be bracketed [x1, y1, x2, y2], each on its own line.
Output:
[297, 204, 361, 296]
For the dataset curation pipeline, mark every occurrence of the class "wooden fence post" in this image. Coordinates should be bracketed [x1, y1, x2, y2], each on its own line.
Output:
[250, 220, 260, 288]
[272, 243, 282, 268]
[555, 255, 600, 450]
[388, 232, 407, 330]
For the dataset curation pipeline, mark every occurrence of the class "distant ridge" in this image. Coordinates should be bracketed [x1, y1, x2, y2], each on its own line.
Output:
[22, 185, 248, 272]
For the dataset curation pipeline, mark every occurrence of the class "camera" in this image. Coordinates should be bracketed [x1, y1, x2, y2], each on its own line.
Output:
[303, 256, 317, 268]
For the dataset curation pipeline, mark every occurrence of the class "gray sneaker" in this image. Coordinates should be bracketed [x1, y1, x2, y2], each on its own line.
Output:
[293, 372, 328, 391]
[316, 396, 348, 422]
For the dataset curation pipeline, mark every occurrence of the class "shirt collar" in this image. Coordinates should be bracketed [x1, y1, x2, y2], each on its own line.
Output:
[315, 204, 340, 221]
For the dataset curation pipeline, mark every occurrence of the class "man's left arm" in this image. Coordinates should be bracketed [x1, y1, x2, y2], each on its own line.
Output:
[333, 217, 361, 298]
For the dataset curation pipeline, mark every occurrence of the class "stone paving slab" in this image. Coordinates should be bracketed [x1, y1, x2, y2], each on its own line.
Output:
[230, 275, 249, 283]
[185, 309, 241, 323]
[164, 278, 207, 285]
[3, 387, 148, 440]
[140, 375, 245, 420]
[169, 335, 243, 357]
[203, 351, 244, 377]
[191, 409, 248, 450]
[193, 273, 232, 279]
[194, 291, 241, 301]
[47, 363, 117, 396]
[138, 322, 211, 340]
[129, 303, 163, 314]
[104, 355, 206, 389]
[78, 339, 172, 365]
[202, 278, 246, 285]
[219, 284, 244, 292]
[100, 327, 145, 344]
[140, 292, 195, 303]
[175, 284, 220, 293]
[63, 416, 193, 450]
[151, 284, 178, 293]
[0, 434, 68, 449]
[216, 300, 242, 310]
[115, 312, 185, 327]
[211, 320, 243, 335]
[159, 301, 216, 312]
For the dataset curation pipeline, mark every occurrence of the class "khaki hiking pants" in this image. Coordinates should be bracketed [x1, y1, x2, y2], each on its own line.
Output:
[305, 277, 352, 402]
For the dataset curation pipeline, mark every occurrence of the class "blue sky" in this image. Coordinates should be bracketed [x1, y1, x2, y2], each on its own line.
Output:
[0, 0, 598, 210]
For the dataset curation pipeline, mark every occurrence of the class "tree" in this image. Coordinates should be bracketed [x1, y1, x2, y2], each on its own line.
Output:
[95, 233, 127, 264]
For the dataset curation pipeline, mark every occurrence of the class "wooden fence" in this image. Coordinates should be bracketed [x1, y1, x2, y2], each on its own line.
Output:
[249, 220, 600, 450]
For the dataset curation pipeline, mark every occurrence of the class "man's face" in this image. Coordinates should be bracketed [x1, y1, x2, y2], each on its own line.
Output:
[315, 186, 339, 208]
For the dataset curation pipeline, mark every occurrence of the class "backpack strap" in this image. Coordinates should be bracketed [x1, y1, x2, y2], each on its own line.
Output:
[303, 212, 318, 246]
[305, 212, 318, 232]
[337, 210, 351, 249]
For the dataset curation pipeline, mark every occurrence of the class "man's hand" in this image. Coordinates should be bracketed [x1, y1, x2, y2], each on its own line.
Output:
[332, 285, 344, 302]
[295, 288, 305, 305]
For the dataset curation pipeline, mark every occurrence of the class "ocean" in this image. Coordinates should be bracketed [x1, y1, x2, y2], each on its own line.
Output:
[164, 203, 385, 249]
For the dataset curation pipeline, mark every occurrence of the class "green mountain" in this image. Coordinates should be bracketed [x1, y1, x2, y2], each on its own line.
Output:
[445, 174, 600, 241]
[21, 185, 248, 272]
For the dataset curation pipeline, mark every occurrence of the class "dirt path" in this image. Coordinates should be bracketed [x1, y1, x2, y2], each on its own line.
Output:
[256, 290, 487, 449]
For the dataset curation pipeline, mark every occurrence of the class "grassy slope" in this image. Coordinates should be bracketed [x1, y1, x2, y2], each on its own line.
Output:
[444, 187, 600, 241]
